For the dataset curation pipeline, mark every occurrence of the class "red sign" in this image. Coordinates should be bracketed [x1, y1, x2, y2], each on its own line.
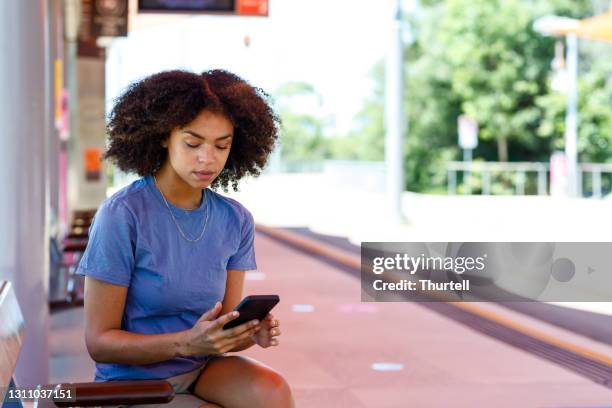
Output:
[236, 0, 268, 16]
[85, 148, 103, 181]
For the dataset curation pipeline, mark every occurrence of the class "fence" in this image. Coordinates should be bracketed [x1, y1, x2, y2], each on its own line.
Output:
[447, 161, 612, 198]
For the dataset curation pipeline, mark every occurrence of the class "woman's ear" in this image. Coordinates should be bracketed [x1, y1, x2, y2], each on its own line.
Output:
[161, 138, 168, 148]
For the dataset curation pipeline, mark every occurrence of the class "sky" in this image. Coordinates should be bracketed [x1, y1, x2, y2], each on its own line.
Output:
[106, 0, 398, 135]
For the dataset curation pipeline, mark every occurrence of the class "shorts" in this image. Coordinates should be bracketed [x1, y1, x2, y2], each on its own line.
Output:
[114, 363, 213, 408]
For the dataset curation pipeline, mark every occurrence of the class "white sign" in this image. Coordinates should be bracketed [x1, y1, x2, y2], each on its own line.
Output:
[458, 115, 479, 150]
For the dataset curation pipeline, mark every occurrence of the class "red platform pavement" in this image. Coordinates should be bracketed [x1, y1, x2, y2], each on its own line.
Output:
[50, 230, 612, 407]
[241, 232, 612, 407]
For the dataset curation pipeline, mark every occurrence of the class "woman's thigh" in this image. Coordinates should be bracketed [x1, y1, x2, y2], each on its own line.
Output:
[191, 355, 294, 408]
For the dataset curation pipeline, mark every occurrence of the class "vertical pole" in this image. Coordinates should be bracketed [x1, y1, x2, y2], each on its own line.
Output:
[385, 0, 404, 223]
[565, 34, 578, 197]
[448, 169, 456, 195]
[63, 0, 80, 234]
[0, 0, 50, 387]
[482, 171, 490, 195]
[66, 40, 78, 220]
[538, 166, 547, 195]
[592, 169, 602, 199]
[516, 171, 526, 195]
[576, 166, 583, 197]
[463, 149, 472, 195]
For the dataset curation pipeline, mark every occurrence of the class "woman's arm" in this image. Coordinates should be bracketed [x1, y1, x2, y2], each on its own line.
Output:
[219, 269, 246, 316]
[84, 276, 187, 364]
[221, 270, 256, 352]
[84, 276, 256, 364]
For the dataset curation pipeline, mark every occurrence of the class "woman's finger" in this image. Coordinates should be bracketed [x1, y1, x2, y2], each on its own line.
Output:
[210, 311, 240, 331]
[222, 319, 259, 338]
[218, 325, 259, 351]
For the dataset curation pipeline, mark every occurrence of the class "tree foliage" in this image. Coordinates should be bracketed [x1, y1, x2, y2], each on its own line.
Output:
[346, 0, 612, 192]
[274, 0, 612, 193]
[273, 82, 329, 162]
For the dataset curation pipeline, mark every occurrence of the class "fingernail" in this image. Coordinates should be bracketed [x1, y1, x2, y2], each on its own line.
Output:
[233, 311, 239, 317]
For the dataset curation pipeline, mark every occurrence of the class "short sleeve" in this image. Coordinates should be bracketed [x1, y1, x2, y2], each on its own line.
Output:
[76, 199, 136, 287]
[226, 208, 257, 270]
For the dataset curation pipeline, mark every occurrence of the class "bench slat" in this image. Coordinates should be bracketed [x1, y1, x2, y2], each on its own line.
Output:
[53, 380, 174, 407]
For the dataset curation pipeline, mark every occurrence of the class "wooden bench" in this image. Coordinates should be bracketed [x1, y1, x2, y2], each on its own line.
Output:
[66, 229, 89, 240]
[49, 237, 86, 311]
[1, 280, 175, 407]
[49, 209, 98, 311]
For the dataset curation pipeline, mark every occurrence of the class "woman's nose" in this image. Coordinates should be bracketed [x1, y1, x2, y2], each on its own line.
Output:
[197, 145, 215, 163]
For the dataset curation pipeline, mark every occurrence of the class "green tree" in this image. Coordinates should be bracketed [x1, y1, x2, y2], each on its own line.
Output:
[273, 82, 328, 162]
[329, 62, 386, 161]
[344, 0, 612, 193]
[536, 71, 612, 163]
[435, 0, 557, 162]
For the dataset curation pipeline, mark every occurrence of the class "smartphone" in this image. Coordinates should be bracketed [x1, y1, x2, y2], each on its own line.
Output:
[222, 295, 280, 330]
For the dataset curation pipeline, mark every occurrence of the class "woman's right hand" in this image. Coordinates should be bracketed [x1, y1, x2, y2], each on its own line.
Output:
[180, 302, 260, 357]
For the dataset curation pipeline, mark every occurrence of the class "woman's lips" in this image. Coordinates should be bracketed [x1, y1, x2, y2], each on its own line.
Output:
[193, 171, 215, 181]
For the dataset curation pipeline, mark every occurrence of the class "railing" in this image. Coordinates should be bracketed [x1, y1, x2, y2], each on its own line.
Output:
[578, 163, 612, 198]
[447, 161, 549, 196]
[447, 161, 612, 198]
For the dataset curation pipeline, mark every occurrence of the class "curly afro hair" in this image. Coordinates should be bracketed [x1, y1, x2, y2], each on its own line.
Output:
[104, 69, 279, 191]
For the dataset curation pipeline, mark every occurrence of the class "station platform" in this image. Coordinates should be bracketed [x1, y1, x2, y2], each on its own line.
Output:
[50, 228, 612, 407]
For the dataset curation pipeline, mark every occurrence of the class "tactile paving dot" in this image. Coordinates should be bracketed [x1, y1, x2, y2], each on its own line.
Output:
[245, 271, 267, 280]
[292, 304, 315, 312]
[371, 362, 404, 371]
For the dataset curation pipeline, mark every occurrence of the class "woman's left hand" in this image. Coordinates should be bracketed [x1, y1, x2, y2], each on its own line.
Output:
[252, 313, 281, 348]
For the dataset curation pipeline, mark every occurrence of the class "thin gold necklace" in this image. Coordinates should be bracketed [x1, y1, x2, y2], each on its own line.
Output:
[153, 175, 208, 243]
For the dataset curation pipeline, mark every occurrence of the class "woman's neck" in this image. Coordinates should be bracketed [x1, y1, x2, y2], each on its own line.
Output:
[154, 166, 202, 210]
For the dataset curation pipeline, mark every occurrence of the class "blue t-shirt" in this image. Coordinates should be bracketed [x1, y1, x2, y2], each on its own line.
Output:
[77, 175, 257, 381]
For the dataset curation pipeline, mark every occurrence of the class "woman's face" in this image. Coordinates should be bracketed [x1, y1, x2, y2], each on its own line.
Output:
[162, 109, 234, 189]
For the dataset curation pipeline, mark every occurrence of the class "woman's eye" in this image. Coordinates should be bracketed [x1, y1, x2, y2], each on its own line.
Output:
[185, 143, 200, 148]
[216, 145, 230, 150]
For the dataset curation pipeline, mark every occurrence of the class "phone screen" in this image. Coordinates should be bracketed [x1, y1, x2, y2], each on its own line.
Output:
[223, 295, 280, 330]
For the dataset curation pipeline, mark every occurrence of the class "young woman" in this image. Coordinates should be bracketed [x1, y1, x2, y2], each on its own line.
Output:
[77, 70, 293, 408]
